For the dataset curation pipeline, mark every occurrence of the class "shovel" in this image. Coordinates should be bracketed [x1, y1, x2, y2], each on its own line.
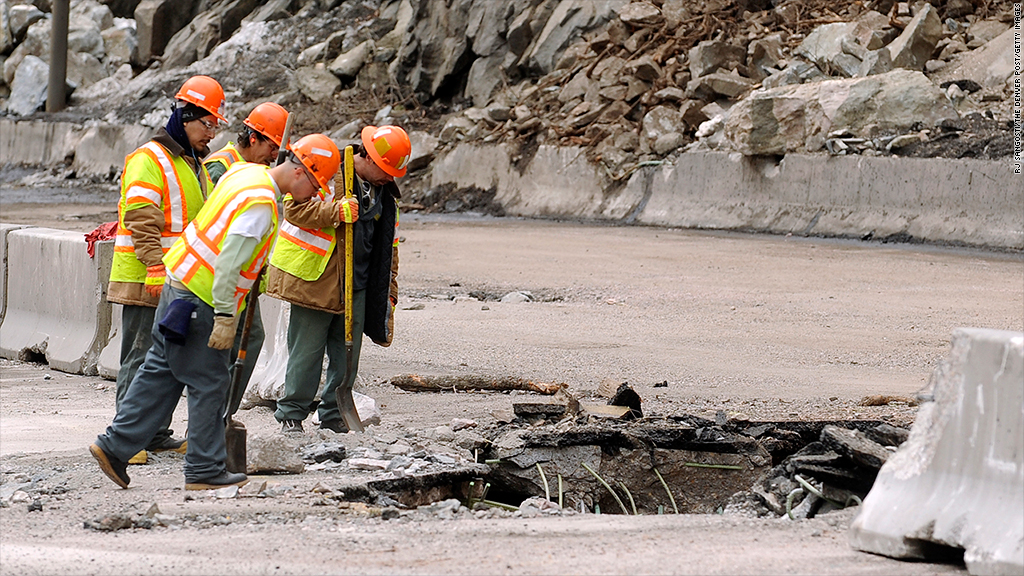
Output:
[335, 144, 364, 433]
[224, 267, 264, 474]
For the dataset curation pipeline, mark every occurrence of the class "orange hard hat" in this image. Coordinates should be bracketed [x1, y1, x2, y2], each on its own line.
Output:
[290, 134, 341, 191]
[175, 75, 227, 123]
[361, 125, 411, 178]
[243, 102, 289, 147]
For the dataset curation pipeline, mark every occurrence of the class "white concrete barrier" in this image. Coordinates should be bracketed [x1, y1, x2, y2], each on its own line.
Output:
[849, 328, 1024, 575]
[1, 224, 32, 326]
[0, 228, 113, 374]
[430, 144, 1023, 251]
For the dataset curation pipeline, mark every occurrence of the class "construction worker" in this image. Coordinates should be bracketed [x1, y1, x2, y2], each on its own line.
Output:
[202, 101, 289, 417]
[267, 125, 410, 434]
[90, 134, 342, 491]
[204, 102, 289, 185]
[106, 75, 226, 460]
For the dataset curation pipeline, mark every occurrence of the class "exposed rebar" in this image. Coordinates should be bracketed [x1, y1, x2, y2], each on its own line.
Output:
[582, 462, 629, 515]
[618, 481, 638, 516]
[653, 468, 678, 514]
[536, 463, 550, 501]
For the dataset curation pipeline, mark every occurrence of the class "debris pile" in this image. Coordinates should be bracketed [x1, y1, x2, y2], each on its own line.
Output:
[1, 0, 1017, 199]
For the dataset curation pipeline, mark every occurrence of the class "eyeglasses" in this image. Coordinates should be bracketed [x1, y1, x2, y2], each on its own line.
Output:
[304, 168, 321, 192]
[197, 118, 220, 133]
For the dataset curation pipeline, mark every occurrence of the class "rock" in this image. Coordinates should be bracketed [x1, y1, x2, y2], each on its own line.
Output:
[407, 130, 439, 172]
[679, 99, 709, 130]
[134, 0, 197, 65]
[932, 28, 1015, 91]
[101, 19, 137, 66]
[244, 0, 298, 23]
[627, 54, 661, 82]
[886, 132, 927, 151]
[653, 87, 686, 103]
[887, 3, 941, 71]
[214, 485, 239, 499]
[864, 423, 910, 447]
[6, 55, 48, 116]
[618, 2, 662, 27]
[0, 5, 10, 56]
[329, 40, 373, 80]
[300, 442, 347, 463]
[924, 59, 945, 73]
[450, 418, 477, 431]
[506, 6, 533, 56]
[523, 0, 621, 75]
[465, 53, 504, 107]
[795, 22, 871, 77]
[74, 0, 114, 31]
[857, 47, 892, 77]
[67, 51, 107, 89]
[348, 458, 390, 471]
[686, 71, 753, 99]
[689, 40, 746, 79]
[747, 34, 785, 81]
[294, 64, 341, 102]
[966, 20, 1010, 48]
[761, 60, 826, 89]
[724, 69, 958, 155]
[653, 132, 685, 155]
[247, 434, 305, 474]
[820, 425, 890, 470]
[500, 291, 531, 303]
[454, 429, 487, 450]
[159, 10, 218, 69]
[944, 0, 973, 18]
[8, 4, 45, 42]
[938, 39, 967, 61]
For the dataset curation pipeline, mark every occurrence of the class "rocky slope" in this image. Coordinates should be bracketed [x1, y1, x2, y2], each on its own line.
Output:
[1, 0, 1018, 206]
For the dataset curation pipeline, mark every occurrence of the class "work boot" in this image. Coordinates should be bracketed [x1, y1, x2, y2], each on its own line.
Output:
[184, 471, 249, 491]
[147, 436, 187, 454]
[281, 419, 304, 434]
[89, 444, 130, 489]
[128, 450, 147, 465]
[319, 419, 349, 434]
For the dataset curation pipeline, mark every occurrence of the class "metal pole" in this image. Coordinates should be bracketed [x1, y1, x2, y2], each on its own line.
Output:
[46, 0, 69, 113]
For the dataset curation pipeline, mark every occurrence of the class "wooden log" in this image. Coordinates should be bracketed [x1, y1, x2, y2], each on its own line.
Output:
[389, 374, 564, 395]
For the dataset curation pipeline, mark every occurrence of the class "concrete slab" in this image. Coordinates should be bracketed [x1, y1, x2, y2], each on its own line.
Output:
[849, 328, 1024, 575]
[0, 223, 32, 326]
[0, 228, 113, 374]
[0, 120, 80, 166]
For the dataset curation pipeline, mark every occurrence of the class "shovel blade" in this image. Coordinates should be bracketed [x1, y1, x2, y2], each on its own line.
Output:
[225, 418, 247, 474]
[336, 385, 363, 433]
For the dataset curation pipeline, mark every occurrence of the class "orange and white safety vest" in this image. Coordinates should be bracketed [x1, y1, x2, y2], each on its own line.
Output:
[204, 142, 242, 173]
[164, 164, 278, 314]
[269, 187, 338, 282]
[110, 141, 210, 283]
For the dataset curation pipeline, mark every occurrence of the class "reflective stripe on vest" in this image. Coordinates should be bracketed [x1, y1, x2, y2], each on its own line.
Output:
[269, 188, 338, 282]
[110, 140, 209, 284]
[164, 164, 278, 313]
[205, 142, 242, 173]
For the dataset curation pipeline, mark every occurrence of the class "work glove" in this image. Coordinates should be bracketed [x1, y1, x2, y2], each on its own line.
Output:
[338, 198, 359, 224]
[145, 264, 166, 298]
[208, 314, 238, 350]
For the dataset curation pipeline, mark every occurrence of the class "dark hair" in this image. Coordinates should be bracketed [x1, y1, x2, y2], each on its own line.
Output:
[236, 126, 270, 149]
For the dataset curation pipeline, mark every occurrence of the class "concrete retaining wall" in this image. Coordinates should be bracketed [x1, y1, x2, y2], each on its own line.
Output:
[0, 119, 152, 177]
[0, 224, 32, 327]
[431, 145, 1023, 251]
[849, 328, 1024, 575]
[0, 228, 113, 374]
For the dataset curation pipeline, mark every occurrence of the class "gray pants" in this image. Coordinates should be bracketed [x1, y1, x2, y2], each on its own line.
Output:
[96, 285, 231, 482]
[115, 304, 174, 449]
[274, 291, 365, 424]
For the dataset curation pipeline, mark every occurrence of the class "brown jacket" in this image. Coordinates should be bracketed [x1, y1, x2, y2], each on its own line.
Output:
[265, 174, 400, 346]
[107, 130, 210, 307]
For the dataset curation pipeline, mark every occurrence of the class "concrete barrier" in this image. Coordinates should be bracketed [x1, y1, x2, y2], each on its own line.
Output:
[1, 224, 32, 326]
[0, 228, 113, 374]
[849, 328, 1024, 575]
[430, 144, 1023, 251]
[0, 119, 152, 178]
[97, 303, 121, 380]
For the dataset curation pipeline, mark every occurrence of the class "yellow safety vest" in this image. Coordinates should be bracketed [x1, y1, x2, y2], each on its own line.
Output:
[270, 187, 337, 282]
[164, 164, 279, 314]
[204, 142, 242, 174]
[110, 141, 209, 283]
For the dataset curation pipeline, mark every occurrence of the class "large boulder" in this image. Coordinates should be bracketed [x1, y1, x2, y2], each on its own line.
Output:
[522, 0, 625, 75]
[931, 27, 1016, 91]
[886, 3, 941, 71]
[795, 22, 872, 78]
[0, 3, 12, 56]
[8, 4, 45, 43]
[689, 40, 745, 79]
[294, 64, 340, 102]
[6, 54, 49, 116]
[724, 69, 959, 155]
[100, 18, 136, 66]
[134, 0, 197, 65]
[160, 0, 260, 69]
[328, 40, 374, 80]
